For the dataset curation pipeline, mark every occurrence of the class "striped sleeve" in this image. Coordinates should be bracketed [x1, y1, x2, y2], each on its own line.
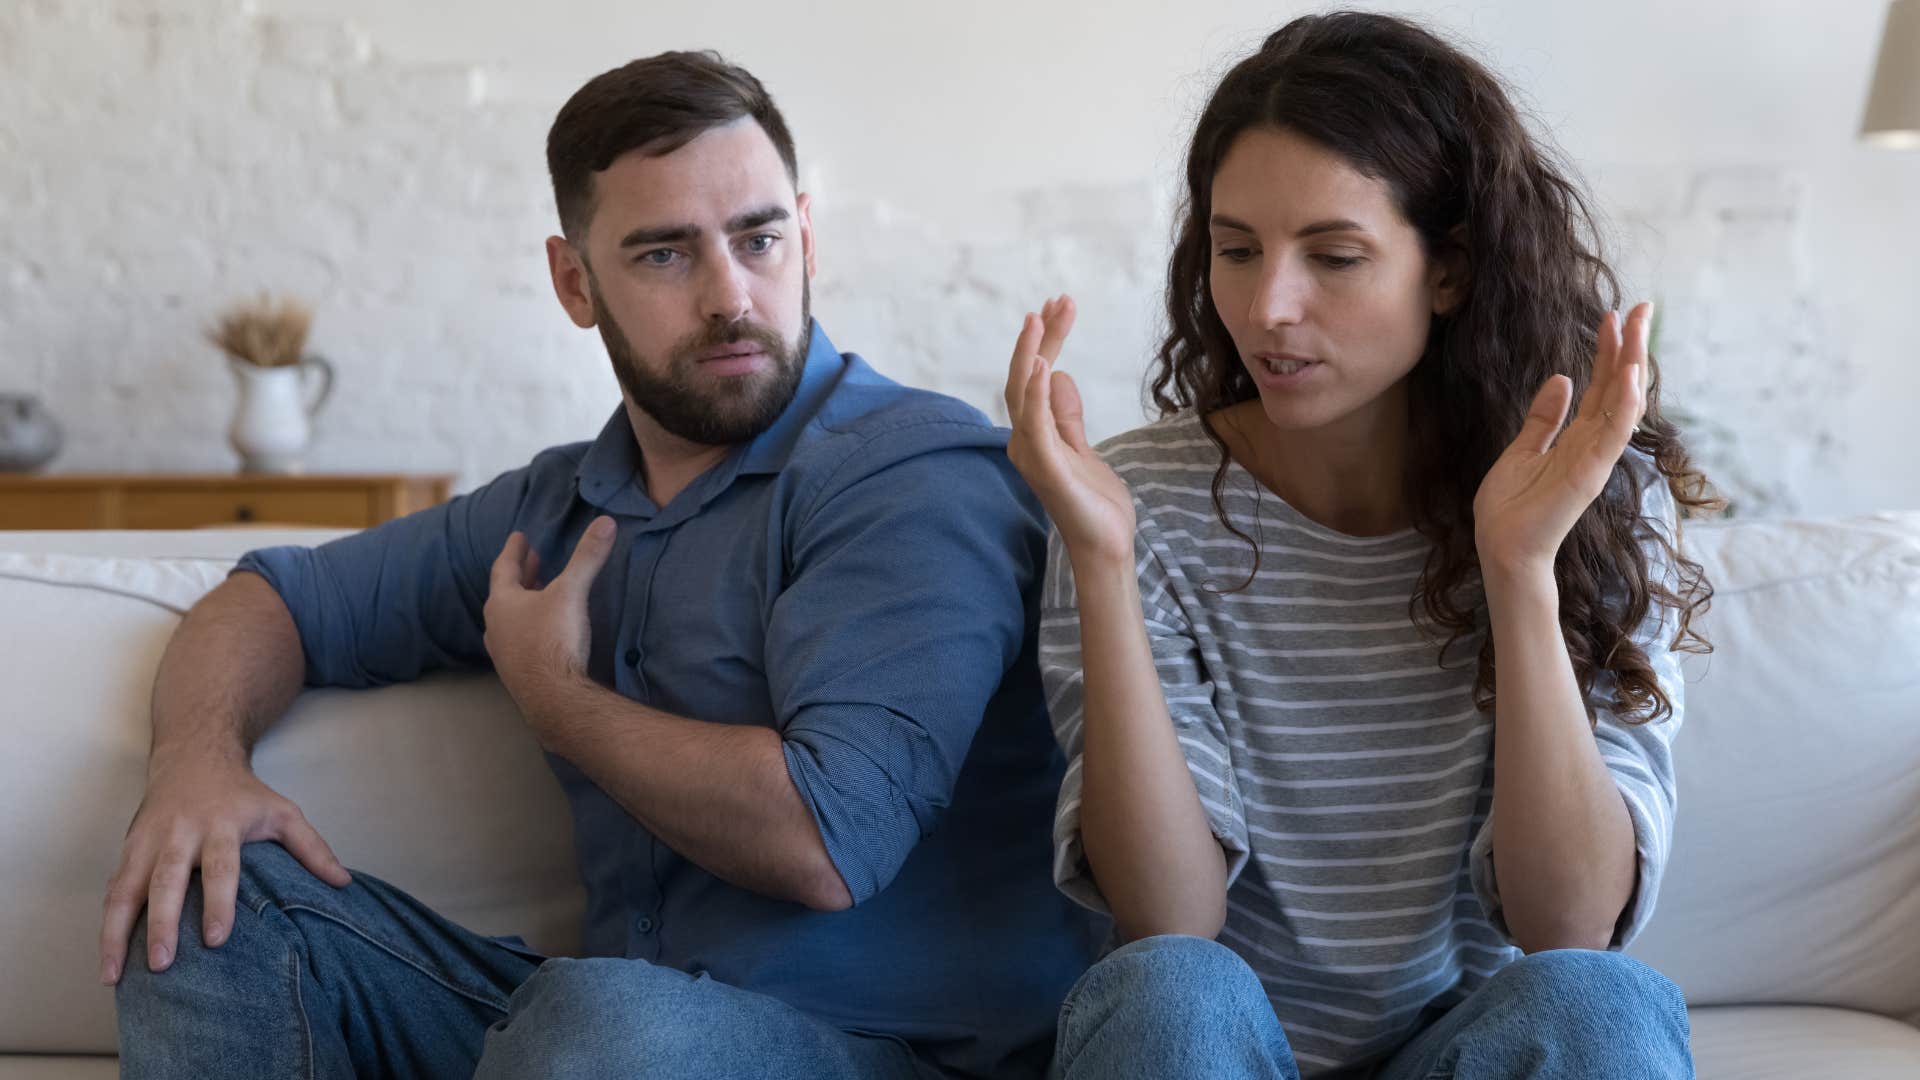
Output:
[1039, 526, 1251, 915]
[1469, 472, 1686, 949]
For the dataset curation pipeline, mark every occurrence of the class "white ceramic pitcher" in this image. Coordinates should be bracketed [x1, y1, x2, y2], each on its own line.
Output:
[228, 355, 334, 474]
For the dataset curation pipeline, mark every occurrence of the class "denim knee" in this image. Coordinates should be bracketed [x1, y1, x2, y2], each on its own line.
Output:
[483, 958, 711, 1072]
[1055, 935, 1293, 1080]
[1487, 950, 1690, 1048]
[1082, 934, 1268, 1015]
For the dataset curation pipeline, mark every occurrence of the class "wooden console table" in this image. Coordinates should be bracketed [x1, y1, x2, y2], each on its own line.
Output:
[0, 474, 454, 530]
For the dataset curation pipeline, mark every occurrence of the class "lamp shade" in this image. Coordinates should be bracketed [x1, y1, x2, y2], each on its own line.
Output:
[1863, 0, 1920, 147]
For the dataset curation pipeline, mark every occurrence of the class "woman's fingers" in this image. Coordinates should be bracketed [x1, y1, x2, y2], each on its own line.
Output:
[1509, 374, 1573, 458]
[1576, 309, 1621, 428]
[1051, 370, 1092, 454]
[1003, 313, 1045, 422]
[1037, 294, 1077, 363]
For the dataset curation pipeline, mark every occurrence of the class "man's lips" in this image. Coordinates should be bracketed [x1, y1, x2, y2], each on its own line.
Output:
[698, 344, 767, 363]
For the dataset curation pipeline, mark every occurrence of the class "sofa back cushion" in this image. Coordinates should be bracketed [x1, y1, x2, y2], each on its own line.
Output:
[0, 533, 583, 1056]
[1627, 513, 1920, 1025]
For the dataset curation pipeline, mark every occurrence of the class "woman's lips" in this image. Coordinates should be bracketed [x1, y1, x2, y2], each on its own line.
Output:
[1252, 353, 1321, 388]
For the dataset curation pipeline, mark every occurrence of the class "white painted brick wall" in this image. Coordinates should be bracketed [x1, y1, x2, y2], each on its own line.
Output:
[0, 0, 1895, 515]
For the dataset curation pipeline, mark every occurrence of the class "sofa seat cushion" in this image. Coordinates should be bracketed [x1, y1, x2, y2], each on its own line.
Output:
[0, 1057, 117, 1080]
[1691, 1005, 1920, 1079]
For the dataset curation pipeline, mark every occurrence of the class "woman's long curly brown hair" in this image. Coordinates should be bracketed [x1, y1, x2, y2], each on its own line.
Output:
[1151, 12, 1720, 724]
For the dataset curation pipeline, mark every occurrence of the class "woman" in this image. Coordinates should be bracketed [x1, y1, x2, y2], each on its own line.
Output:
[1005, 12, 1716, 1080]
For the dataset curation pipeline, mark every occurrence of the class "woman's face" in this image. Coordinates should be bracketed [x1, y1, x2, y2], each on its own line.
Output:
[1207, 126, 1461, 436]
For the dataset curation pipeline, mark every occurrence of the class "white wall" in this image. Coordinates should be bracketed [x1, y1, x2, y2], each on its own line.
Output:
[3, 0, 1915, 514]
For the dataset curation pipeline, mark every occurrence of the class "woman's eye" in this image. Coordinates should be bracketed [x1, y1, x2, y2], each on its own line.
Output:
[1215, 247, 1255, 263]
[1316, 254, 1364, 270]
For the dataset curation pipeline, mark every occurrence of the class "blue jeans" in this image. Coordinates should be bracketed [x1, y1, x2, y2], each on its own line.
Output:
[116, 842, 935, 1079]
[1049, 935, 1693, 1080]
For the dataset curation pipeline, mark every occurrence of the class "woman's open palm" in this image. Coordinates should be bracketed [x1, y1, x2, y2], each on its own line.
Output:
[1473, 302, 1652, 570]
[1003, 296, 1137, 566]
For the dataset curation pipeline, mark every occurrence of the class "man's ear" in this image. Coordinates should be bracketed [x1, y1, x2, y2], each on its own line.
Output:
[546, 235, 598, 329]
[796, 191, 817, 279]
[1428, 226, 1469, 316]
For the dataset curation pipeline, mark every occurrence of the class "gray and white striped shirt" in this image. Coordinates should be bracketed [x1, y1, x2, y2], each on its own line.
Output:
[1040, 411, 1682, 1076]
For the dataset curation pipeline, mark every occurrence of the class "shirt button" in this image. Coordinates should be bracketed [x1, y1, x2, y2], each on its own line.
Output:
[636, 917, 655, 933]
[624, 648, 640, 667]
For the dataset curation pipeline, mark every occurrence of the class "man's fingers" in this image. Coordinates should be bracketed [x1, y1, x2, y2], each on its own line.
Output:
[556, 516, 617, 594]
[1051, 370, 1092, 454]
[519, 545, 542, 590]
[1511, 374, 1573, 457]
[1036, 294, 1077, 363]
[198, 829, 242, 948]
[490, 532, 530, 594]
[1003, 313, 1044, 421]
[143, 841, 197, 972]
[99, 846, 155, 985]
[276, 810, 352, 888]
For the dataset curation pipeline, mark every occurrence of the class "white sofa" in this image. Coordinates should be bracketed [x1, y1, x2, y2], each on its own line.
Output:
[1, 515, 1916, 1078]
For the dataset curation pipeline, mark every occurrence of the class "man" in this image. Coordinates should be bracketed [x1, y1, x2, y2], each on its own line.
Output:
[104, 51, 1096, 1078]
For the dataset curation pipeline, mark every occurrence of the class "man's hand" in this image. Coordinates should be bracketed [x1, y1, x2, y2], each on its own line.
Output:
[483, 516, 617, 720]
[101, 754, 350, 985]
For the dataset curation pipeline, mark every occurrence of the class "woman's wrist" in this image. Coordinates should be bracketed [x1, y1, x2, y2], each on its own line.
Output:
[1067, 542, 1140, 593]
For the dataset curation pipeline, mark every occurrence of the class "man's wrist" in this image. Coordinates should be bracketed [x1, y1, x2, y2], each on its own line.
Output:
[147, 738, 250, 779]
[509, 665, 596, 751]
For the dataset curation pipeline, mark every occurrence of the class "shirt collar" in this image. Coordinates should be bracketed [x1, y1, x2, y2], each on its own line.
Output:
[573, 321, 845, 513]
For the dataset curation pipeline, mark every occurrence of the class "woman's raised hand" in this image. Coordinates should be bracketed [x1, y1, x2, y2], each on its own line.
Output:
[1003, 295, 1137, 567]
[1472, 302, 1652, 575]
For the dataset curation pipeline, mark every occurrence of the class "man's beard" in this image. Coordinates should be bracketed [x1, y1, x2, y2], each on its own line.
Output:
[590, 276, 811, 447]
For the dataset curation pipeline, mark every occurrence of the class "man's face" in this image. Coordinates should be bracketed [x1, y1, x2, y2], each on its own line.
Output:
[553, 117, 815, 447]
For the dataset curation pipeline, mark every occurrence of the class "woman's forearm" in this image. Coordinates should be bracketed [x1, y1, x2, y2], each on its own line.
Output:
[1482, 560, 1637, 952]
[1072, 553, 1230, 941]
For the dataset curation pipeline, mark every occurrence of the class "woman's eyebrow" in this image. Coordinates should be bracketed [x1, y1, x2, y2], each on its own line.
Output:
[1207, 213, 1371, 238]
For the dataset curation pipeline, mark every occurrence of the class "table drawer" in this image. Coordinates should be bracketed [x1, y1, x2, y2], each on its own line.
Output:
[120, 488, 378, 528]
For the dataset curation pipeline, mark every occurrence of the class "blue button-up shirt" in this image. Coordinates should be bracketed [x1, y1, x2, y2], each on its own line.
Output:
[237, 323, 1099, 1076]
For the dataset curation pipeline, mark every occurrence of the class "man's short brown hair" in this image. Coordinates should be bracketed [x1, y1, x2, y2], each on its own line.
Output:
[546, 51, 799, 244]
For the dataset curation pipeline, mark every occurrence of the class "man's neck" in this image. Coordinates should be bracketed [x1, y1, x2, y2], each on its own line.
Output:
[1213, 386, 1411, 538]
[622, 399, 735, 509]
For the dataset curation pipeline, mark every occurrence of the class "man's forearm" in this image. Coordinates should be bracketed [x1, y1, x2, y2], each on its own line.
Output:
[148, 572, 307, 771]
[513, 672, 854, 912]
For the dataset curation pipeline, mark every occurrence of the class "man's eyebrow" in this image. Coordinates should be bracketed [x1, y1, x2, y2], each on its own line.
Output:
[727, 205, 789, 232]
[617, 206, 791, 248]
[619, 223, 698, 247]
[1207, 213, 1372, 239]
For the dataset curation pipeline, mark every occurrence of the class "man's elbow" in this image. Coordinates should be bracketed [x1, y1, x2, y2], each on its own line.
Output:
[795, 859, 855, 912]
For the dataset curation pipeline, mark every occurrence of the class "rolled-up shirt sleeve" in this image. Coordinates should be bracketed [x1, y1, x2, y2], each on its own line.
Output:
[771, 434, 1044, 905]
[233, 466, 532, 688]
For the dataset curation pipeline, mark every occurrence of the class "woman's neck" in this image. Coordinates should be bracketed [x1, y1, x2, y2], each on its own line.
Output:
[1210, 386, 1411, 538]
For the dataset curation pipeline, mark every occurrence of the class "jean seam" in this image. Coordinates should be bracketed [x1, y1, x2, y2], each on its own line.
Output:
[1053, 1000, 1077, 1074]
[287, 942, 314, 1080]
[278, 901, 514, 1014]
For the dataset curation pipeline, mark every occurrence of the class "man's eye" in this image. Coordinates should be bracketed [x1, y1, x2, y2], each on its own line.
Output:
[744, 234, 777, 255]
[639, 249, 678, 267]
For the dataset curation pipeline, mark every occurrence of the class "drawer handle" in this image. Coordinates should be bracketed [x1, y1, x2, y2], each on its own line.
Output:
[234, 505, 255, 522]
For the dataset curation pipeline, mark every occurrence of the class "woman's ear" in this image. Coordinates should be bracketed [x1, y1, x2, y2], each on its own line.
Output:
[1428, 226, 1470, 316]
